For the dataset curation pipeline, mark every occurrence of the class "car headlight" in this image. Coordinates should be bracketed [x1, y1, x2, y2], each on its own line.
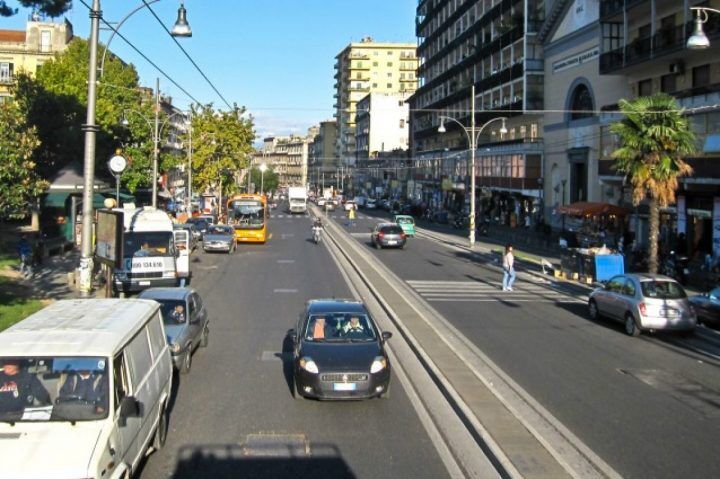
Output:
[299, 357, 319, 374]
[169, 342, 181, 353]
[370, 356, 387, 374]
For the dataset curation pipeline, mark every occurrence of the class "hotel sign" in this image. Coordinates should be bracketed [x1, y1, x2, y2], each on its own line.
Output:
[552, 47, 599, 73]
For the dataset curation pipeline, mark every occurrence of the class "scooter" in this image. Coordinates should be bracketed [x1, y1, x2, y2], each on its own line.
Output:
[477, 220, 489, 236]
[312, 226, 323, 244]
[452, 215, 466, 229]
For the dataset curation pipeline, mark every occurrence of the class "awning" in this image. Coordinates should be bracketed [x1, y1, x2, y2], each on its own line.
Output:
[556, 201, 627, 217]
[42, 192, 108, 209]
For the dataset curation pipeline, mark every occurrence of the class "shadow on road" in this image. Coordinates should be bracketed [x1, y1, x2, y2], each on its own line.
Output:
[171, 443, 356, 479]
[280, 331, 295, 397]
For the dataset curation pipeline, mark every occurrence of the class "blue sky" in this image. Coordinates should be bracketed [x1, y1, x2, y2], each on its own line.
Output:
[2, 0, 417, 139]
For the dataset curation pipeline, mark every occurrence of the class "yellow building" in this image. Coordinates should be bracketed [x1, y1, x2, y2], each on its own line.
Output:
[334, 37, 418, 164]
[0, 17, 73, 101]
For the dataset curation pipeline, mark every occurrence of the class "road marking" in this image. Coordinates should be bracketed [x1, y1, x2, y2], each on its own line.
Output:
[350, 232, 370, 237]
[406, 280, 586, 303]
[280, 233, 294, 239]
[197, 265, 219, 270]
[277, 259, 295, 263]
[268, 233, 273, 240]
[273, 288, 298, 293]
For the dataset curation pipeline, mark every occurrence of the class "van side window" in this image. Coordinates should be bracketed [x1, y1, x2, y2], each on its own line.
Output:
[113, 354, 128, 407]
[147, 312, 166, 358]
[126, 329, 153, 386]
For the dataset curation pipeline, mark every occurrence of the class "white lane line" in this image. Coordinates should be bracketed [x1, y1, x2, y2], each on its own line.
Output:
[273, 288, 298, 293]
[280, 233, 295, 239]
[427, 298, 586, 303]
[277, 259, 295, 264]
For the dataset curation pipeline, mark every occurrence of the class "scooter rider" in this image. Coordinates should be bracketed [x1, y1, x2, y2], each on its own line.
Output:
[312, 217, 324, 243]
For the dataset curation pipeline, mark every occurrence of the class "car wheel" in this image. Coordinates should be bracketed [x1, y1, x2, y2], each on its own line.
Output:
[293, 378, 304, 400]
[200, 326, 209, 348]
[588, 300, 601, 321]
[375, 241, 382, 250]
[180, 350, 192, 374]
[625, 314, 641, 337]
[152, 405, 168, 450]
[380, 383, 390, 399]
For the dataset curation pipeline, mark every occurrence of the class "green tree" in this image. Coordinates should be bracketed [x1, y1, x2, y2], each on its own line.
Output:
[611, 94, 696, 273]
[250, 166, 278, 195]
[0, 0, 72, 17]
[0, 102, 48, 219]
[184, 104, 255, 196]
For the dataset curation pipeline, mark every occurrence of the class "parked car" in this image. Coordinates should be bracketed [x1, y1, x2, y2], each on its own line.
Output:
[203, 225, 236, 253]
[355, 196, 367, 208]
[688, 286, 720, 327]
[290, 299, 392, 400]
[370, 223, 407, 249]
[365, 198, 377, 209]
[394, 215, 416, 237]
[588, 273, 696, 336]
[138, 287, 210, 373]
[185, 217, 211, 240]
[0, 299, 173, 479]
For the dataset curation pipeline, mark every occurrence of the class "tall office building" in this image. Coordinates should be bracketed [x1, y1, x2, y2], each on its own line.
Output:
[334, 37, 418, 167]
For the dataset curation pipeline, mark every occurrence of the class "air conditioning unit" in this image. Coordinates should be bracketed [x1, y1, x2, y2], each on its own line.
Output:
[669, 62, 684, 74]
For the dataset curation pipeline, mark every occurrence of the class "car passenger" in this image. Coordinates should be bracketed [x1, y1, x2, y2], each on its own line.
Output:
[311, 317, 326, 340]
[170, 304, 186, 323]
[0, 359, 51, 414]
[58, 370, 108, 412]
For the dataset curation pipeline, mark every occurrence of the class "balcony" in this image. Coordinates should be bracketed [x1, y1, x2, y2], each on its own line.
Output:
[477, 176, 542, 191]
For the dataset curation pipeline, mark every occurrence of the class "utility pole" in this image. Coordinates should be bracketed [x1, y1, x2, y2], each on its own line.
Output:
[152, 77, 160, 208]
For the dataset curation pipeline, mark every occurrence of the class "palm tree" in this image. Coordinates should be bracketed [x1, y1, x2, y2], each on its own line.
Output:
[611, 94, 696, 274]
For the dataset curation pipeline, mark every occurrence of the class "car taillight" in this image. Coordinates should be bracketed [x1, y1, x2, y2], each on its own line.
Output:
[378, 232, 385, 238]
[638, 302, 647, 316]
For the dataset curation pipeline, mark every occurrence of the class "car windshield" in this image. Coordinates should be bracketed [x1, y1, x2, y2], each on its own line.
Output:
[0, 356, 109, 423]
[304, 313, 377, 342]
[381, 226, 404, 234]
[396, 217, 413, 225]
[640, 280, 687, 299]
[207, 226, 233, 235]
[154, 299, 188, 325]
[124, 231, 173, 258]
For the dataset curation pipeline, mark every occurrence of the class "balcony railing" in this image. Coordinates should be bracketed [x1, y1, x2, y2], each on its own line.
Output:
[0, 75, 14, 85]
[476, 176, 542, 190]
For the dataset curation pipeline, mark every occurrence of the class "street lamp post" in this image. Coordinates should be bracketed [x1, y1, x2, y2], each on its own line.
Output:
[687, 7, 720, 49]
[259, 163, 268, 195]
[78, 0, 192, 296]
[438, 84, 507, 247]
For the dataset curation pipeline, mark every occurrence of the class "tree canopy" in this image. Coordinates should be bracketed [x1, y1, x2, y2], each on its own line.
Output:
[0, 0, 72, 17]
[250, 166, 279, 195]
[0, 102, 48, 219]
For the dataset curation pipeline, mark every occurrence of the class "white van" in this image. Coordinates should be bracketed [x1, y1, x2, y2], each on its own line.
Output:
[114, 207, 179, 294]
[0, 299, 173, 479]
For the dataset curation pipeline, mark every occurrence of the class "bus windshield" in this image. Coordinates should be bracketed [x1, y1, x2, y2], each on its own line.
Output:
[124, 231, 174, 258]
[230, 200, 265, 228]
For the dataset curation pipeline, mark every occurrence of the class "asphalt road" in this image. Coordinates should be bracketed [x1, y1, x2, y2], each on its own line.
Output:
[348, 207, 720, 479]
[138, 209, 451, 479]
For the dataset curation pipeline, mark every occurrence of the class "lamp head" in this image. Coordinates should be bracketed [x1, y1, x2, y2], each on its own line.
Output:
[259, 163, 268, 173]
[171, 2, 192, 38]
[687, 15, 710, 50]
[121, 116, 129, 127]
[437, 118, 446, 133]
[499, 118, 508, 135]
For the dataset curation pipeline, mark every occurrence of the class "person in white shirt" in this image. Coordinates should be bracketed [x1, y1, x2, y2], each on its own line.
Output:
[502, 244, 516, 291]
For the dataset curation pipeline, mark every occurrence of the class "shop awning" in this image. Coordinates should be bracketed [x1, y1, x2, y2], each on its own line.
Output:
[42, 192, 108, 209]
[557, 201, 627, 217]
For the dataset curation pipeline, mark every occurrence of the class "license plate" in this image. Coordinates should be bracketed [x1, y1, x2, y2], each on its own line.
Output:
[387, 240, 397, 245]
[139, 281, 150, 286]
[333, 383, 356, 391]
[662, 309, 678, 317]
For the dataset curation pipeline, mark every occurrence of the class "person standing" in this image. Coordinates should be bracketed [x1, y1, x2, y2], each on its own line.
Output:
[502, 244, 516, 291]
[348, 204, 356, 227]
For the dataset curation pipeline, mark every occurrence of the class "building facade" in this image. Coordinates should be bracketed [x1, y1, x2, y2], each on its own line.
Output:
[309, 120, 339, 191]
[599, 0, 720, 258]
[0, 15, 73, 101]
[409, 0, 546, 223]
[334, 37, 418, 166]
[258, 131, 315, 187]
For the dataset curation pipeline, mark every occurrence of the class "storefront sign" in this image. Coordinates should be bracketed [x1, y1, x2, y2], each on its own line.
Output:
[677, 196, 686, 234]
[552, 47, 599, 73]
[714, 198, 720, 257]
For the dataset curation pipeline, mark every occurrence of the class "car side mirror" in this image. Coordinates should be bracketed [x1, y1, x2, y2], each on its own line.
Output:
[381, 331, 393, 341]
[119, 396, 141, 423]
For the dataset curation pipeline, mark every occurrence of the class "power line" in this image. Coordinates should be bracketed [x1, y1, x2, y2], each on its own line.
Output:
[77, 0, 203, 105]
[141, 0, 233, 110]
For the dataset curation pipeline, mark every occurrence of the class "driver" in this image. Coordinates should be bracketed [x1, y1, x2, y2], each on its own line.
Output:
[0, 359, 51, 414]
[342, 316, 365, 336]
[58, 370, 108, 412]
[312, 217, 324, 229]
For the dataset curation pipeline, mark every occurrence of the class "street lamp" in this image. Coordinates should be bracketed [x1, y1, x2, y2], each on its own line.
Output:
[78, 0, 192, 297]
[687, 7, 718, 50]
[259, 163, 268, 195]
[438, 84, 507, 247]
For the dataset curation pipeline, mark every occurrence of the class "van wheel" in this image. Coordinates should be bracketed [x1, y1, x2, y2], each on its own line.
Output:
[180, 350, 192, 374]
[625, 314, 641, 337]
[153, 406, 168, 450]
[200, 326, 209, 348]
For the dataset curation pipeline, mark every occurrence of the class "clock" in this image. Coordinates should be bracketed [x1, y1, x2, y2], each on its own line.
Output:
[108, 155, 127, 174]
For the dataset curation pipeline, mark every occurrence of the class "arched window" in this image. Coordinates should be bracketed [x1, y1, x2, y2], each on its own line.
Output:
[570, 85, 594, 120]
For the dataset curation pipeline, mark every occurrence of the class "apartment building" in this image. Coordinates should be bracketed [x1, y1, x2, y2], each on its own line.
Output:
[334, 37, 418, 166]
[409, 0, 546, 223]
[599, 0, 720, 257]
[258, 131, 315, 187]
[0, 15, 73, 101]
[309, 120, 339, 189]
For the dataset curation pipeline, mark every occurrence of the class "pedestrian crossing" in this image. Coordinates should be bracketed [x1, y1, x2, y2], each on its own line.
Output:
[406, 280, 586, 303]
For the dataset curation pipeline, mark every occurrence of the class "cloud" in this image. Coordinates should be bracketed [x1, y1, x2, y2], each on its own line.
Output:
[252, 113, 314, 140]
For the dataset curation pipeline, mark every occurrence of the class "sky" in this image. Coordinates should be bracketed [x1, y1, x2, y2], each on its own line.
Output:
[2, 0, 418, 140]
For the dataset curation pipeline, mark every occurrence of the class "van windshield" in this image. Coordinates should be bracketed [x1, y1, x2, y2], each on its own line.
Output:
[124, 231, 174, 258]
[0, 356, 109, 423]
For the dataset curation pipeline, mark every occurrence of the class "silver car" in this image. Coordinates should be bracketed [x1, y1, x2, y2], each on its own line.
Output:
[370, 223, 407, 249]
[588, 273, 696, 336]
[203, 225, 236, 253]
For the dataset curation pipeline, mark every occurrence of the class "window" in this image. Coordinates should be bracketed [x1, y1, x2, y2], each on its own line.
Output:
[623, 280, 636, 297]
[399, 119, 405, 128]
[569, 84, 594, 120]
[638, 79, 652, 96]
[40, 30, 51, 52]
[0, 62, 13, 82]
[373, 62, 378, 67]
[147, 313, 166, 357]
[125, 330, 152, 386]
[372, 83, 378, 88]
[387, 83, 392, 88]
[387, 72, 392, 77]
[693, 64, 710, 88]
[113, 354, 128, 405]
[387, 62, 393, 67]
[661, 74, 676, 93]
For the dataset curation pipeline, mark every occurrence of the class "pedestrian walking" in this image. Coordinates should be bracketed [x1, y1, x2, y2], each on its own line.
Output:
[502, 244, 516, 291]
[347, 204, 356, 228]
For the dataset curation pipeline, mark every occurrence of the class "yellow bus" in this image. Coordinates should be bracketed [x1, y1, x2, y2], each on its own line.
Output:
[227, 194, 268, 243]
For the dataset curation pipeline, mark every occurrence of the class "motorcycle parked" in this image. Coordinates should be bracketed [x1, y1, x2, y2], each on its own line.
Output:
[661, 251, 690, 284]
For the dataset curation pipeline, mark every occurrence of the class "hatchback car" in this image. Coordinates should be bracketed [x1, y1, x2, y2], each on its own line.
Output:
[394, 215, 416, 237]
[185, 217, 211, 240]
[203, 225, 236, 253]
[138, 287, 210, 373]
[588, 274, 696, 336]
[370, 223, 407, 249]
[291, 299, 392, 400]
[688, 286, 720, 327]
